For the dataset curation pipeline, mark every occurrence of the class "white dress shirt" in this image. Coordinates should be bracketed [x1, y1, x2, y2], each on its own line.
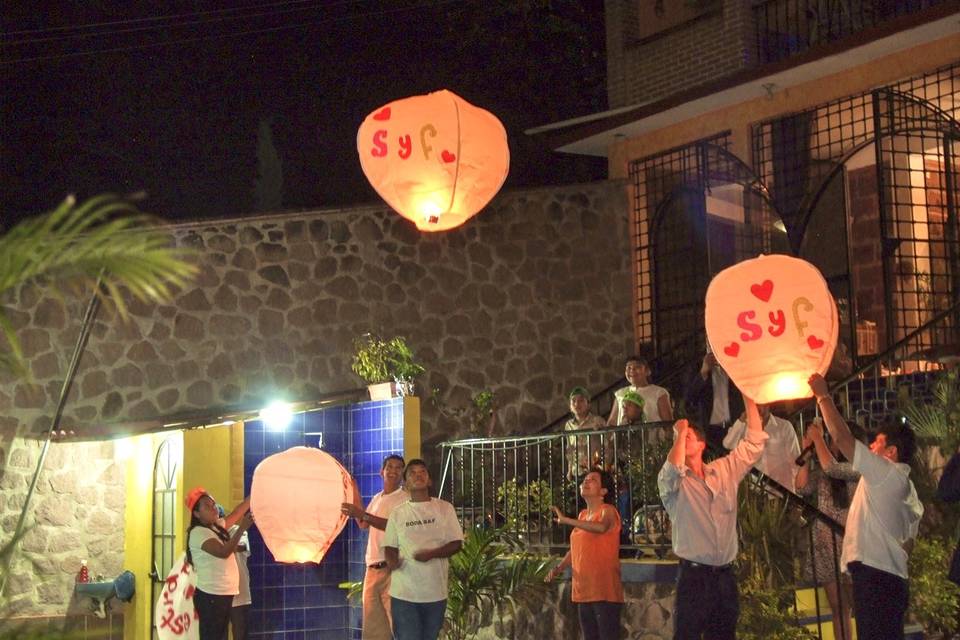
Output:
[841, 441, 923, 579]
[723, 414, 800, 492]
[658, 428, 768, 566]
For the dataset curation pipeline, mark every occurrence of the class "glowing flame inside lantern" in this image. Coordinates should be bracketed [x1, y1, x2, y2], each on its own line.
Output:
[357, 90, 510, 231]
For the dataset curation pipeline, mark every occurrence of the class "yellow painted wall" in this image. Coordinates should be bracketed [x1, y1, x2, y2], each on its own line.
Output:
[608, 34, 960, 177]
[402, 396, 421, 460]
[123, 431, 185, 640]
[123, 424, 244, 640]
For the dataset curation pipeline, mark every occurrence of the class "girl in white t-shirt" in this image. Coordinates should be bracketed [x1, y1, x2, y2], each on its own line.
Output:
[185, 486, 254, 640]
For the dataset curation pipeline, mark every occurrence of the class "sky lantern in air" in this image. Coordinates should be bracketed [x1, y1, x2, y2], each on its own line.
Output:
[705, 254, 838, 404]
[250, 447, 356, 564]
[357, 89, 510, 231]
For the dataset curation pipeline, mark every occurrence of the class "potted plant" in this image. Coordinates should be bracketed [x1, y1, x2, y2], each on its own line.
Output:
[351, 333, 425, 400]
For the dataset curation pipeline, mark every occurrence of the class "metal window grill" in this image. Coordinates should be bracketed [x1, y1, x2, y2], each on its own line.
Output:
[628, 132, 790, 363]
[752, 61, 960, 364]
[628, 133, 732, 352]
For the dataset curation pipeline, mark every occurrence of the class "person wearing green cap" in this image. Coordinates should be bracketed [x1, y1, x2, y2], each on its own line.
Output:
[606, 355, 673, 426]
[564, 387, 606, 478]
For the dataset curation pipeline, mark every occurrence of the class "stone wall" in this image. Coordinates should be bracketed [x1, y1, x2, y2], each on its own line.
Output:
[475, 580, 674, 640]
[0, 180, 632, 617]
[0, 439, 124, 621]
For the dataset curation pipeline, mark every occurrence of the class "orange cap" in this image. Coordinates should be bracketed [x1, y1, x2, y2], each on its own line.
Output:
[185, 486, 208, 513]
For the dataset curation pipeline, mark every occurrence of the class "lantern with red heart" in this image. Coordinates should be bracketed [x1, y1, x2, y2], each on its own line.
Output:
[250, 447, 354, 564]
[357, 89, 509, 231]
[704, 254, 838, 404]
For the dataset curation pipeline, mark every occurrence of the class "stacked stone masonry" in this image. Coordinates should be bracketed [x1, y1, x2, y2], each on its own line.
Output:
[0, 180, 633, 618]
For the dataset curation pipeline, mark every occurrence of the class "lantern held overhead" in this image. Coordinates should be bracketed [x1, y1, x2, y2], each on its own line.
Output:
[705, 254, 838, 404]
[357, 89, 509, 231]
[250, 447, 354, 564]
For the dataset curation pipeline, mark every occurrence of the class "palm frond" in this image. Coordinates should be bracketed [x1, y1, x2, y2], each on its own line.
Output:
[0, 194, 197, 376]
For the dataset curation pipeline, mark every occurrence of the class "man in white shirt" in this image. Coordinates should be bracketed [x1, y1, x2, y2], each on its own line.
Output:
[810, 373, 923, 640]
[341, 454, 409, 640]
[658, 399, 767, 639]
[607, 355, 673, 425]
[722, 404, 800, 492]
[383, 459, 463, 640]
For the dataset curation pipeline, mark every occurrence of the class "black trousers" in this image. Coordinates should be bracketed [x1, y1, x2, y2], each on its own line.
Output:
[230, 604, 250, 640]
[673, 561, 739, 640]
[194, 589, 233, 640]
[849, 561, 908, 640]
[577, 601, 622, 640]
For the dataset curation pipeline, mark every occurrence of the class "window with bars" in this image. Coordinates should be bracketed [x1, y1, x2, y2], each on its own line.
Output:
[627, 133, 790, 368]
[752, 61, 960, 365]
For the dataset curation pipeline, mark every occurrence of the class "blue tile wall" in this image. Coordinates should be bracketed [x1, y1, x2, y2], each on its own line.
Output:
[244, 398, 407, 640]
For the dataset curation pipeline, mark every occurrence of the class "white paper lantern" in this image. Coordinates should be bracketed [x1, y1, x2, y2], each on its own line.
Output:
[250, 447, 353, 563]
[357, 89, 510, 231]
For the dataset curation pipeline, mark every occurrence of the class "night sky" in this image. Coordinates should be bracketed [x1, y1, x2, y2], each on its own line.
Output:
[1, 1, 607, 223]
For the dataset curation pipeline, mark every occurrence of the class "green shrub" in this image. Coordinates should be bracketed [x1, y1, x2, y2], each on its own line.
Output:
[496, 479, 554, 532]
[909, 536, 960, 638]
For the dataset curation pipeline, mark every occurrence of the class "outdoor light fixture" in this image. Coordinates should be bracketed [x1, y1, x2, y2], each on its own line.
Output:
[260, 401, 293, 431]
[357, 89, 510, 231]
[250, 446, 355, 563]
[705, 254, 838, 404]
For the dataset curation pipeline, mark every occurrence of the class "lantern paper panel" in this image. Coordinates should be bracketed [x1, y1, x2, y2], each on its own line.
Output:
[705, 254, 838, 404]
[250, 447, 353, 564]
[357, 89, 509, 231]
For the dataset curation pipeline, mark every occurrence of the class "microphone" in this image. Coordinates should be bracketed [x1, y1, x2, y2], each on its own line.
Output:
[795, 443, 815, 466]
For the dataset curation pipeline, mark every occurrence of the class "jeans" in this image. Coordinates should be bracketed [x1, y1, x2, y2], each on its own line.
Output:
[673, 561, 739, 639]
[577, 601, 622, 640]
[391, 597, 447, 640]
[849, 561, 908, 640]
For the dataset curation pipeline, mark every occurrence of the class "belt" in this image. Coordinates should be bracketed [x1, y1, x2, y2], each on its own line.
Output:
[679, 559, 733, 573]
[368, 561, 387, 570]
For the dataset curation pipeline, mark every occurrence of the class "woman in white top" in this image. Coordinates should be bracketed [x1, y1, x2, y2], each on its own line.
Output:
[185, 486, 254, 640]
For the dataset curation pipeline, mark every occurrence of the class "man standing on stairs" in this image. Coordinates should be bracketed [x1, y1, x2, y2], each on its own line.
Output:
[658, 398, 767, 639]
[809, 373, 923, 640]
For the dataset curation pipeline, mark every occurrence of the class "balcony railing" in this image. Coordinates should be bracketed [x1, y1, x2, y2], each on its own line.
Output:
[438, 421, 676, 555]
[754, 0, 947, 64]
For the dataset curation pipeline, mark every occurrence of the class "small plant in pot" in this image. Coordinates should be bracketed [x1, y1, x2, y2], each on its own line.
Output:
[351, 333, 425, 400]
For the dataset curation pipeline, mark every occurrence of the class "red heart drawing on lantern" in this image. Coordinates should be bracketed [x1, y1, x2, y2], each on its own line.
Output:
[750, 280, 774, 302]
[705, 254, 838, 403]
[441, 150, 456, 163]
[372, 107, 391, 121]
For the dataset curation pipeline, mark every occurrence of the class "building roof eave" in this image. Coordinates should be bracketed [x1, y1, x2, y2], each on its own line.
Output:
[531, 2, 960, 157]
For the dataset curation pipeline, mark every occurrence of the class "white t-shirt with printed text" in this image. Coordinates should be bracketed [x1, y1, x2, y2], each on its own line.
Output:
[383, 498, 463, 603]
